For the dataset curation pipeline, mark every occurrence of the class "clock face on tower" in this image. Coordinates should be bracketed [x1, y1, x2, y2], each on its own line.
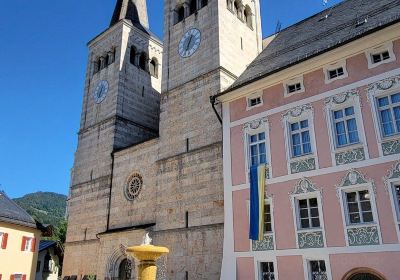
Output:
[93, 80, 109, 104]
[178, 28, 201, 58]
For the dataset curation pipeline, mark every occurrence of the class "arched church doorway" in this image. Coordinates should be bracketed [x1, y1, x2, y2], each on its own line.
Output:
[118, 259, 132, 280]
[343, 268, 386, 280]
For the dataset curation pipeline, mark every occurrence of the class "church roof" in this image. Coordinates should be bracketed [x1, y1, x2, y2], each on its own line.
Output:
[221, 0, 400, 96]
[0, 191, 37, 228]
[110, 0, 147, 28]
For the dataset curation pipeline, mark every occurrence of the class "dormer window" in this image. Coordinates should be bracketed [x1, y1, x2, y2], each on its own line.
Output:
[324, 61, 348, 83]
[246, 93, 263, 110]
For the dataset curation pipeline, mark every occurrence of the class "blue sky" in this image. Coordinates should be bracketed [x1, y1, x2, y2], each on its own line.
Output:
[0, 0, 342, 198]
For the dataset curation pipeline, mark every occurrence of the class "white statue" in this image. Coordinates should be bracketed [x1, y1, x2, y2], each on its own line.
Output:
[142, 233, 152, 245]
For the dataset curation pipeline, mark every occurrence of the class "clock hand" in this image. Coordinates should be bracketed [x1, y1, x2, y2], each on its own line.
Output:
[186, 35, 193, 51]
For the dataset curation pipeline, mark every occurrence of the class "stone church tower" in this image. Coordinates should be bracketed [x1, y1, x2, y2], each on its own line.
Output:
[63, 0, 261, 279]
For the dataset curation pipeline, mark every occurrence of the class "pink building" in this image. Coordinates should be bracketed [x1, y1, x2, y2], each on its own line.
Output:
[215, 0, 400, 279]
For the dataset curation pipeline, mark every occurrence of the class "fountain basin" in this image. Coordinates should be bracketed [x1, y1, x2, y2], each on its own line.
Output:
[127, 245, 169, 261]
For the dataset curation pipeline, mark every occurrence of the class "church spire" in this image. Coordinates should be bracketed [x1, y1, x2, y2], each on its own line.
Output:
[110, 0, 149, 29]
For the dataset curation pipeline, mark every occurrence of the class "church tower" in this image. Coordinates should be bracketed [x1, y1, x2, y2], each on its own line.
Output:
[64, 0, 162, 274]
[152, 0, 262, 278]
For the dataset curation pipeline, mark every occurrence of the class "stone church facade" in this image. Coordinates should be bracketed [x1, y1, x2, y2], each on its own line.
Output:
[63, 0, 262, 279]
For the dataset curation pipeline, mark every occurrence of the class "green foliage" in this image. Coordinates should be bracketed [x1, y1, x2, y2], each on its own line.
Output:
[13, 192, 67, 226]
[53, 219, 67, 245]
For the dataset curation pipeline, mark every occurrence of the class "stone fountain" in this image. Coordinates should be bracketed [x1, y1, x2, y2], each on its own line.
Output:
[126, 233, 169, 280]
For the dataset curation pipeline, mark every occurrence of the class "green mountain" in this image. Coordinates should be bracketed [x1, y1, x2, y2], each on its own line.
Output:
[13, 192, 67, 226]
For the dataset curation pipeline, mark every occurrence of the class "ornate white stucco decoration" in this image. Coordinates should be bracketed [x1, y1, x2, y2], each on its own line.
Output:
[281, 104, 313, 126]
[290, 177, 320, 195]
[243, 116, 269, 131]
[383, 161, 400, 192]
[325, 89, 359, 106]
[367, 75, 400, 96]
[336, 169, 376, 197]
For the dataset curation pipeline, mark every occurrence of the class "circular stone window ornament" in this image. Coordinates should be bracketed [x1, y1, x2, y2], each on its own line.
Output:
[125, 173, 143, 201]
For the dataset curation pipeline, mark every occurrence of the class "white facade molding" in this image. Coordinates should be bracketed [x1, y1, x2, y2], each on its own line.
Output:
[324, 90, 370, 166]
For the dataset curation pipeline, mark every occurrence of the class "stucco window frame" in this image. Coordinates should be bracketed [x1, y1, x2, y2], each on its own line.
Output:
[323, 60, 349, 84]
[283, 76, 305, 97]
[367, 76, 400, 157]
[254, 258, 279, 280]
[337, 170, 382, 247]
[324, 90, 369, 166]
[365, 41, 396, 69]
[388, 179, 400, 242]
[384, 161, 400, 242]
[282, 104, 319, 174]
[246, 91, 264, 111]
[290, 178, 327, 249]
[302, 255, 333, 280]
[243, 117, 272, 181]
[247, 197, 277, 253]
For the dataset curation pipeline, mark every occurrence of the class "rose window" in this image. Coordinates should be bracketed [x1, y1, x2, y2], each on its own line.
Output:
[125, 173, 143, 201]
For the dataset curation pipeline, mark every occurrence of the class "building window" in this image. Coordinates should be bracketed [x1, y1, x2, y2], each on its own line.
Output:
[288, 83, 302, 94]
[290, 120, 312, 157]
[248, 132, 267, 167]
[139, 52, 147, 71]
[297, 198, 320, 229]
[345, 190, 374, 224]
[12, 275, 26, 280]
[149, 58, 158, 78]
[377, 93, 400, 137]
[200, 0, 208, 8]
[264, 204, 272, 233]
[21, 237, 35, 252]
[0, 232, 7, 249]
[189, 0, 197, 15]
[328, 67, 344, 80]
[324, 61, 348, 83]
[244, 5, 252, 29]
[332, 106, 359, 147]
[366, 42, 396, 69]
[260, 262, 275, 280]
[247, 93, 263, 110]
[372, 51, 390, 64]
[177, 6, 185, 23]
[130, 47, 136, 65]
[234, 1, 240, 17]
[393, 185, 400, 221]
[308, 260, 327, 280]
[249, 97, 261, 107]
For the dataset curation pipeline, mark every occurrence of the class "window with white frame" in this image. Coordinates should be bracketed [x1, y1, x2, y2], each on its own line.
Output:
[264, 203, 272, 234]
[0, 232, 3, 246]
[324, 61, 348, 83]
[297, 198, 320, 229]
[290, 120, 312, 157]
[247, 93, 263, 109]
[376, 92, 400, 137]
[371, 51, 390, 64]
[328, 67, 344, 80]
[13, 275, 23, 280]
[392, 184, 400, 222]
[332, 106, 360, 147]
[24, 237, 33, 251]
[308, 260, 327, 280]
[366, 42, 396, 69]
[344, 190, 374, 224]
[248, 132, 267, 167]
[284, 76, 305, 97]
[260, 262, 275, 280]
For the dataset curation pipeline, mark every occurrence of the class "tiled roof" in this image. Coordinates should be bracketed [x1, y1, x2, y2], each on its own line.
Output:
[0, 191, 37, 228]
[222, 0, 400, 95]
[39, 240, 57, 252]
